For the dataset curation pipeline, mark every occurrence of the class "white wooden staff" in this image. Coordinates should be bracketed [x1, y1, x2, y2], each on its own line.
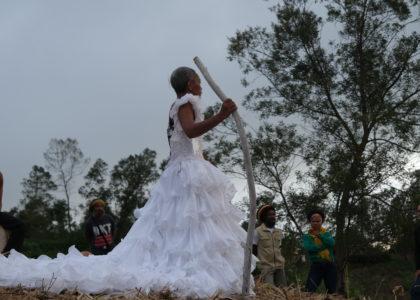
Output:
[193, 56, 257, 297]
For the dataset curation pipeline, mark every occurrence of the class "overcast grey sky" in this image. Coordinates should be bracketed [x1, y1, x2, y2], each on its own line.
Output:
[0, 0, 276, 210]
[1, 1, 419, 212]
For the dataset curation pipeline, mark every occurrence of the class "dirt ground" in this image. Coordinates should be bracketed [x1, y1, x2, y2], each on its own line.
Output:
[0, 283, 349, 300]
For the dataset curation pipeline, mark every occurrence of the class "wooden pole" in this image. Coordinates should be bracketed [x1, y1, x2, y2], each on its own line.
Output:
[193, 57, 257, 297]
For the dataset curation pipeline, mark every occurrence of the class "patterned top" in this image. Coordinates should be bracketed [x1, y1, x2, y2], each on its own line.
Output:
[302, 227, 335, 263]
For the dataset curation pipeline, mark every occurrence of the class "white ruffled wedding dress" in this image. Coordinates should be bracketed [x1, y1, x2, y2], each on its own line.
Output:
[0, 94, 253, 298]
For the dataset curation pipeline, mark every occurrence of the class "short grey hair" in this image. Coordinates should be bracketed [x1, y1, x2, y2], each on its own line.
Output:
[170, 67, 197, 94]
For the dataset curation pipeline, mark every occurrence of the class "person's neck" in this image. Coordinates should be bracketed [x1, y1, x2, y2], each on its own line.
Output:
[310, 227, 322, 234]
[264, 222, 275, 229]
[177, 92, 189, 99]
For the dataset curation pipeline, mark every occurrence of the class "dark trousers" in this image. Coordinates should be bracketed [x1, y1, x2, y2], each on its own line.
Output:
[305, 261, 337, 294]
[411, 276, 420, 300]
[0, 212, 24, 253]
[90, 245, 113, 255]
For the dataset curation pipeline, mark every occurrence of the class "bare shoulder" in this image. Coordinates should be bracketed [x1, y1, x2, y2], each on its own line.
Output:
[178, 102, 195, 120]
[178, 101, 194, 112]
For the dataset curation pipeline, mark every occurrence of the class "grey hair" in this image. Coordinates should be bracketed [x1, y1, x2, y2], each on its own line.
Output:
[170, 67, 197, 94]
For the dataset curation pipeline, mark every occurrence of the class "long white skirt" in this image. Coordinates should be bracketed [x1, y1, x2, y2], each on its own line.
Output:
[0, 157, 252, 298]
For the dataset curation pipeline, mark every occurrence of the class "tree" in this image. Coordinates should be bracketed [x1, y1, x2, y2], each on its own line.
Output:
[225, 0, 419, 293]
[18, 166, 58, 238]
[382, 169, 420, 257]
[79, 158, 114, 221]
[79, 159, 111, 201]
[44, 138, 89, 230]
[110, 148, 159, 241]
[203, 106, 306, 234]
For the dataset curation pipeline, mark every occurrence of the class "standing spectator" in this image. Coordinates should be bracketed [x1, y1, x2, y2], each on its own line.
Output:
[0, 171, 25, 254]
[252, 204, 287, 287]
[303, 208, 337, 294]
[85, 199, 116, 255]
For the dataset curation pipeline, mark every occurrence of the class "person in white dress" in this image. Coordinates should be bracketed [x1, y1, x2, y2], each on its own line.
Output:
[0, 66, 253, 298]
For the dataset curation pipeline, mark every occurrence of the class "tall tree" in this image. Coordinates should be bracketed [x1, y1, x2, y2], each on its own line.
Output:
[79, 159, 112, 201]
[226, 0, 419, 293]
[110, 148, 159, 240]
[79, 158, 113, 220]
[382, 169, 420, 256]
[203, 106, 306, 234]
[44, 138, 89, 230]
[18, 166, 58, 238]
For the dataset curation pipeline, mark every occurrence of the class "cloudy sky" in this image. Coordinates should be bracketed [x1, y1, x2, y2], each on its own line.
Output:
[0, 0, 276, 210]
[1, 1, 419, 212]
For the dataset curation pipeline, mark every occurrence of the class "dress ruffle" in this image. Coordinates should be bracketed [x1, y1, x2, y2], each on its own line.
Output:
[0, 157, 253, 298]
[0, 94, 255, 298]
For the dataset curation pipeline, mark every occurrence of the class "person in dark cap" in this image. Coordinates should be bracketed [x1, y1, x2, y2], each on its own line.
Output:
[84, 199, 116, 255]
[252, 204, 286, 287]
[303, 208, 337, 294]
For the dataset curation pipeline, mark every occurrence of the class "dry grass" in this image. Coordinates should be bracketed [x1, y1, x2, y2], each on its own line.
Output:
[0, 282, 348, 300]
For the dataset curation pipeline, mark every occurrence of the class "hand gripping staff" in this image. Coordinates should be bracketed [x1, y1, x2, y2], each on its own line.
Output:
[193, 56, 257, 297]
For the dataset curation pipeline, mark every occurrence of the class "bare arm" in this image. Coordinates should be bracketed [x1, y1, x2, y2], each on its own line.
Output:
[178, 99, 237, 139]
[0, 172, 3, 211]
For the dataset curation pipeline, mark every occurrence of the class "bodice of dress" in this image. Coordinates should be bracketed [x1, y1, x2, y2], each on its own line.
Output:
[167, 94, 204, 161]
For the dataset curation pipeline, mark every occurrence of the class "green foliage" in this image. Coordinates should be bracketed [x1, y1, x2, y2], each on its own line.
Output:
[17, 166, 66, 238]
[21, 228, 89, 258]
[221, 0, 420, 292]
[43, 138, 89, 230]
[110, 148, 159, 241]
[13, 139, 160, 258]
[78, 158, 113, 221]
[79, 158, 112, 202]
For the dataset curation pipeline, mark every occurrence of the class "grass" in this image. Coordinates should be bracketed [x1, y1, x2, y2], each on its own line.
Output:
[285, 256, 414, 299]
[0, 283, 348, 300]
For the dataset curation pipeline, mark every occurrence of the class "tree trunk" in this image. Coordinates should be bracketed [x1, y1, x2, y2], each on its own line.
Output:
[334, 154, 363, 295]
[64, 185, 71, 231]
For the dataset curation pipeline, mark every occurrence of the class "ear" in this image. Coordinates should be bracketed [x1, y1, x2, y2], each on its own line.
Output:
[186, 79, 193, 92]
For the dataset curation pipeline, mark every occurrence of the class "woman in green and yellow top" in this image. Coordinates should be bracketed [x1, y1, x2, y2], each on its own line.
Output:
[303, 209, 337, 294]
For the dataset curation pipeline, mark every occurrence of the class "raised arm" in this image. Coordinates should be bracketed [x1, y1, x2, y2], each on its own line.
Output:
[178, 99, 237, 139]
[0, 172, 3, 211]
